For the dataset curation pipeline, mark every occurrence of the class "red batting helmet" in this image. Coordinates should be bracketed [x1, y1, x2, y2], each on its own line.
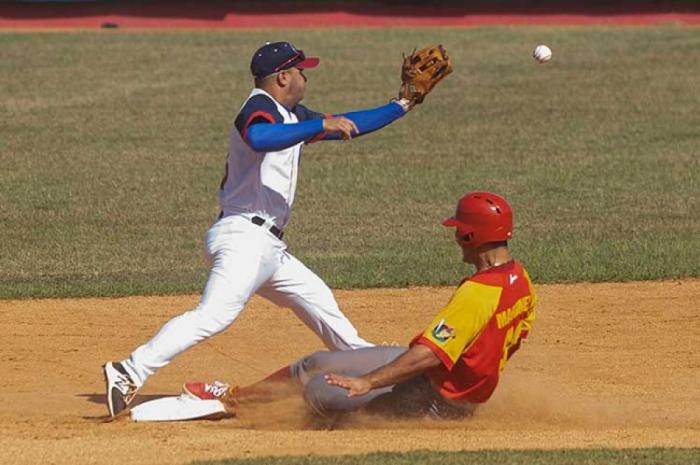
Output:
[442, 192, 513, 249]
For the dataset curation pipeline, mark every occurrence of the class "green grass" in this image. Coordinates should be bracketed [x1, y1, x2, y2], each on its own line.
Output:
[1, 27, 698, 298]
[193, 448, 700, 465]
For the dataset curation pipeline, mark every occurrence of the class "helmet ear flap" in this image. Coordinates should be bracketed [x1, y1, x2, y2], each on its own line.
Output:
[457, 231, 474, 246]
[458, 229, 473, 239]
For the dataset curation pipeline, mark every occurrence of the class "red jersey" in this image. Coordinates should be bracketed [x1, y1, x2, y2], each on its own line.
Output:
[411, 260, 537, 403]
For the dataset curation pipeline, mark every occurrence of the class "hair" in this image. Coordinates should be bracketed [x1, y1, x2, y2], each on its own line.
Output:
[254, 72, 281, 90]
[253, 76, 266, 88]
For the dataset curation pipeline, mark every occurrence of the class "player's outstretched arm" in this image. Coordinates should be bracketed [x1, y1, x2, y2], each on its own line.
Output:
[245, 99, 412, 151]
[315, 99, 411, 142]
[246, 118, 326, 152]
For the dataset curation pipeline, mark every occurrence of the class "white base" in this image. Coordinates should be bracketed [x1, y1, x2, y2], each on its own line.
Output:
[130, 394, 227, 422]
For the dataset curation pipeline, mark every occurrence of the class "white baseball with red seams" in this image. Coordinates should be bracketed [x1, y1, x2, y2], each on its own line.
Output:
[533, 44, 552, 63]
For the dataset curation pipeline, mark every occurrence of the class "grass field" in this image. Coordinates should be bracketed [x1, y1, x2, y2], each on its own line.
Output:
[1, 27, 698, 298]
[196, 448, 700, 465]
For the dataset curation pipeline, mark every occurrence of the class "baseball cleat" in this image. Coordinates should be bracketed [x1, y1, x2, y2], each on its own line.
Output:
[103, 361, 138, 417]
[182, 381, 234, 401]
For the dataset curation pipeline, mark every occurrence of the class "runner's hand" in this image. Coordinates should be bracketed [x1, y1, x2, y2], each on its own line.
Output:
[325, 373, 371, 397]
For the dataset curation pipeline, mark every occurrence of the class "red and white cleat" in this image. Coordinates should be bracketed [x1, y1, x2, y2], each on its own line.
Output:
[183, 381, 234, 401]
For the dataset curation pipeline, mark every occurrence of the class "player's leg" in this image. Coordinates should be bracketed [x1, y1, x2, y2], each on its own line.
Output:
[304, 370, 473, 419]
[290, 346, 407, 384]
[184, 347, 406, 406]
[298, 346, 407, 416]
[108, 217, 280, 414]
[236, 346, 406, 402]
[257, 251, 373, 350]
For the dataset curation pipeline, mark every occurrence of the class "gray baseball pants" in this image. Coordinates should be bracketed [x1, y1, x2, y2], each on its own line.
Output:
[288, 347, 475, 419]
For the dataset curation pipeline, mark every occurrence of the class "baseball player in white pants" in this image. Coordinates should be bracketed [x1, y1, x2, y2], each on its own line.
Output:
[103, 41, 413, 417]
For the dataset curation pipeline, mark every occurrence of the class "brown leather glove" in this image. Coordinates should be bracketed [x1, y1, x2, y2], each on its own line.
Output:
[399, 45, 453, 105]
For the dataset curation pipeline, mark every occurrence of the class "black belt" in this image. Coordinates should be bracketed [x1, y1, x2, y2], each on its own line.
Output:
[217, 212, 284, 240]
[251, 215, 284, 239]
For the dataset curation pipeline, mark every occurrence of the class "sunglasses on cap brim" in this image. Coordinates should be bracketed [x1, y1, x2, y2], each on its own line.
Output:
[273, 50, 320, 72]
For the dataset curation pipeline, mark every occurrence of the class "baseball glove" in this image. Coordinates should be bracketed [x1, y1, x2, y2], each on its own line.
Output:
[399, 45, 453, 105]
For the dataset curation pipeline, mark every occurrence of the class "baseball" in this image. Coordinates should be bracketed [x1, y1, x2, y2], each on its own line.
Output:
[533, 44, 552, 63]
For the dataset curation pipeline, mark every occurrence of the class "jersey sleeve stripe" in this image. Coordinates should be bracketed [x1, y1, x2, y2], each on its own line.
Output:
[242, 111, 277, 141]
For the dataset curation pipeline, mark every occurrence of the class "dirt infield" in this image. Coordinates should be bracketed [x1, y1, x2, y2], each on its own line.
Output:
[1, 280, 698, 464]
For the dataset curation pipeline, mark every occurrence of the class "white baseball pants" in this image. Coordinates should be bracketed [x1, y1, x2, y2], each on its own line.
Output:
[122, 215, 372, 387]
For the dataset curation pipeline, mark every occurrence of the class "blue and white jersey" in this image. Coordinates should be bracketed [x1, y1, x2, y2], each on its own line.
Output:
[219, 88, 406, 231]
[219, 89, 322, 230]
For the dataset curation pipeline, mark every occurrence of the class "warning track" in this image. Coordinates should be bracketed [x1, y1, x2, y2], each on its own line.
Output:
[1, 2, 699, 29]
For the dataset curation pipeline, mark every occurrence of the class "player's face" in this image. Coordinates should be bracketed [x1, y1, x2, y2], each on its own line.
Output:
[455, 230, 475, 263]
[286, 67, 307, 103]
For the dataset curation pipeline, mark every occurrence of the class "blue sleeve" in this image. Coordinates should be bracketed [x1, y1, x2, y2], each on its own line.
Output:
[247, 119, 324, 152]
[246, 101, 406, 151]
[323, 101, 406, 141]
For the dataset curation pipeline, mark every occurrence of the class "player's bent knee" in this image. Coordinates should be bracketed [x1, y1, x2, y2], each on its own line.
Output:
[299, 350, 333, 374]
[290, 350, 330, 385]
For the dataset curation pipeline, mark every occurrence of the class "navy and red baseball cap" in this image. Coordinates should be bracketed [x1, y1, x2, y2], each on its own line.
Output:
[250, 42, 320, 79]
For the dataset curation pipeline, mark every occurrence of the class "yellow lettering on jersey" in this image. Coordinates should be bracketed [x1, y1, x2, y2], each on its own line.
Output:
[499, 321, 523, 371]
[496, 295, 533, 329]
[498, 296, 536, 371]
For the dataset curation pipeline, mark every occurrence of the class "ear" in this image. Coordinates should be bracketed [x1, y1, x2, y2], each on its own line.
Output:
[275, 71, 289, 88]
